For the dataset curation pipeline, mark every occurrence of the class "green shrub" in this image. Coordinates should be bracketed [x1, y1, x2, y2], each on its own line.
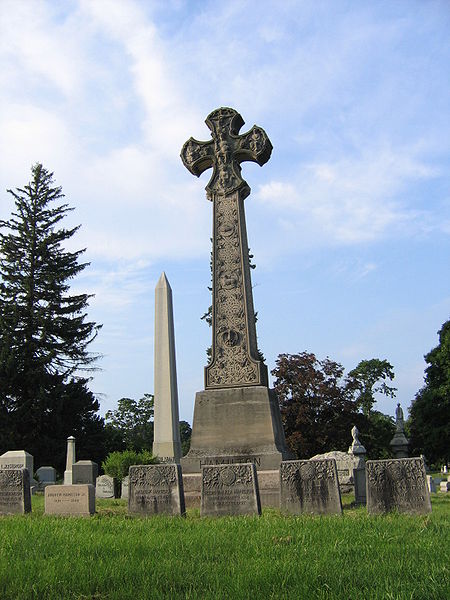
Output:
[102, 449, 156, 482]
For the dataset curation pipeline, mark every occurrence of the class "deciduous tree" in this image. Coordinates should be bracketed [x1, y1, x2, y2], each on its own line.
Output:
[409, 319, 450, 465]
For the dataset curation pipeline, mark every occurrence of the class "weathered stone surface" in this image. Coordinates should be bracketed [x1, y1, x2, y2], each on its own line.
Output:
[353, 468, 367, 505]
[180, 108, 290, 472]
[0, 450, 34, 478]
[366, 457, 431, 514]
[182, 386, 290, 473]
[72, 460, 98, 486]
[280, 459, 342, 515]
[45, 484, 95, 515]
[201, 463, 261, 517]
[153, 272, 182, 462]
[121, 476, 129, 499]
[181, 107, 272, 389]
[311, 451, 361, 493]
[95, 475, 115, 498]
[64, 436, 76, 485]
[0, 468, 31, 515]
[128, 464, 185, 516]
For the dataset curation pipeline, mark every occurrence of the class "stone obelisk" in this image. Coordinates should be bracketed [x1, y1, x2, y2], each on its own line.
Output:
[180, 107, 290, 473]
[152, 272, 182, 462]
[64, 435, 76, 484]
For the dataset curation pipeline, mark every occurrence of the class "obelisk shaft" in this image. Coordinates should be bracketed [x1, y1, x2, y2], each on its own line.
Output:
[64, 436, 75, 484]
[152, 272, 182, 462]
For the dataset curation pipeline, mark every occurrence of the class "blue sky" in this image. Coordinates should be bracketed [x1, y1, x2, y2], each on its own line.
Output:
[0, 0, 449, 425]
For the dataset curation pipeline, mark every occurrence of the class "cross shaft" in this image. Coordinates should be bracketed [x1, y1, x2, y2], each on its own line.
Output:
[181, 107, 272, 389]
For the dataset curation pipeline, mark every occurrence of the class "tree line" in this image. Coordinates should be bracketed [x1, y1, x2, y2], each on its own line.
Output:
[0, 164, 448, 473]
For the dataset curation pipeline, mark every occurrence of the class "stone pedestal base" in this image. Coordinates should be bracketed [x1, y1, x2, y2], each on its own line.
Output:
[181, 386, 291, 474]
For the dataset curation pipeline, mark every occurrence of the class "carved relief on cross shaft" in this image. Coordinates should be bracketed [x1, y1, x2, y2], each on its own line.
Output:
[207, 194, 259, 387]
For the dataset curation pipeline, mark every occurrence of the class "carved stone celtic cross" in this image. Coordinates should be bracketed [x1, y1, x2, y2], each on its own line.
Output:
[181, 107, 272, 389]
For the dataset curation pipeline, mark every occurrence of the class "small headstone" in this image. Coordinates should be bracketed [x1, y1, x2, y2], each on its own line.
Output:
[121, 476, 129, 499]
[280, 459, 342, 515]
[201, 463, 261, 517]
[366, 457, 431, 514]
[0, 468, 31, 515]
[128, 464, 185, 516]
[36, 466, 56, 490]
[440, 480, 450, 493]
[443, 465, 448, 474]
[72, 460, 98, 486]
[426, 475, 436, 493]
[95, 475, 115, 498]
[45, 484, 95, 515]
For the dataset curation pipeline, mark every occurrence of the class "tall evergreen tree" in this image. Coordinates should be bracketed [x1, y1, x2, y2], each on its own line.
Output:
[0, 164, 103, 470]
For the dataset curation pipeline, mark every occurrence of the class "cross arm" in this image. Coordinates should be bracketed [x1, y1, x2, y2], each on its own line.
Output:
[180, 137, 214, 177]
[234, 125, 273, 167]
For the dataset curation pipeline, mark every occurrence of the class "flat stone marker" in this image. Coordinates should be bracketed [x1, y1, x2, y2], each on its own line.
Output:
[128, 464, 185, 516]
[201, 463, 261, 517]
[96, 475, 115, 498]
[72, 460, 98, 486]
[366, 457, 431, 514]
[0, 468, 31, 515]
[280, 459, 342, 515]
[45, 484, 95, 516]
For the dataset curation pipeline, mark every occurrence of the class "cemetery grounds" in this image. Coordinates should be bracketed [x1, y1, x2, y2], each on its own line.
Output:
[0, 492, 448, 599]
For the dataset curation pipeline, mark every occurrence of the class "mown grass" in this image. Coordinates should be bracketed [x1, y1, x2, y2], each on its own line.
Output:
[0, 494, 448, 599]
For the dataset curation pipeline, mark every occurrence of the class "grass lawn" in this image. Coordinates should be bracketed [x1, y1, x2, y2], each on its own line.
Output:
[0, 493, 448, 599]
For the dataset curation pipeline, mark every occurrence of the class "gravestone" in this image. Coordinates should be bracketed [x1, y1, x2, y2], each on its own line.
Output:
[121, 476, 129, 499]
[72, 460, 98, 486]
[280, 459, 342, 515]
[36, 466, 56, 490]
[201, 463, 261, 517]
[128, 464, 185, 516]
[426, 475, 436, 493]
[0, 450, 35, 479]
[311, 451, 359, 493]
[95, 475, 115, 498]
[45, 484, 95, 515]
[440, 478, 450, 493]
[366, 457, 431, 514]
[180, 107, 290, 473]
[0, 468, 31, 515]
[64, 436, 76, 484]
[152, 273, 182, 462]
[389, 403, 409, 458]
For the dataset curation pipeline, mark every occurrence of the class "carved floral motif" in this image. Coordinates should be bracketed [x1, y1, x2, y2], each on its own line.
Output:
[130, 465, 177, 487]
[202, 464, 255, 489]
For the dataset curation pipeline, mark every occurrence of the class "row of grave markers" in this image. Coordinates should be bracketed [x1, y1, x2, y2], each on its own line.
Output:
[0, 456, 435, 517]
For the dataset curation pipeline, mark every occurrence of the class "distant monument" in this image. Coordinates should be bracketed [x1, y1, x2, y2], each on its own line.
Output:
[152, 272, 182, 462]
[180, 107, 290, 472]
[390, 403, 409, 458]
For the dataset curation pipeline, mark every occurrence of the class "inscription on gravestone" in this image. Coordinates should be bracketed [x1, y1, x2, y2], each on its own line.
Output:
[0, 468, 31, 515]
[45, 484, 95, 516]
[128, 464, 185, 516]
[366, 457, 431, 514]
[280, 459, 342, 515]
[201, 463, 261, 517]
[96, 475, 115, 498]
